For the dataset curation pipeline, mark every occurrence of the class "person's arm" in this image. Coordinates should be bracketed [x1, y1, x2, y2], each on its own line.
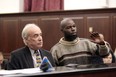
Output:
[50, 47, 59, 66]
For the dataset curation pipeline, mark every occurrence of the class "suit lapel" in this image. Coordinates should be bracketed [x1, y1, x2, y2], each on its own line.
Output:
[39, 49, 45, 59]
[24, 46, 34, 68]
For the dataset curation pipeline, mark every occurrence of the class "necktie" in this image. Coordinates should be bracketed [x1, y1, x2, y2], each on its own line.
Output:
[35, 50, 42, 67]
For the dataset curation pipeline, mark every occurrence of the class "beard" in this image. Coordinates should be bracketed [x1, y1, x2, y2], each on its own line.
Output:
[64, 34, 78, 41]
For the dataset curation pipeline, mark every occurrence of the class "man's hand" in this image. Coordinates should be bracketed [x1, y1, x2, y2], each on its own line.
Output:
[90, 32, 105, 45]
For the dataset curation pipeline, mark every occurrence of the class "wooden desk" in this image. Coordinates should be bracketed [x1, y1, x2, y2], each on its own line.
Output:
[3, 63, 116, 77]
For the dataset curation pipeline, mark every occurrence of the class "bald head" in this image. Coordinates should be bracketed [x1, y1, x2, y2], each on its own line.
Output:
[60, 18, 75, 30]
[22, 23, 41, 40]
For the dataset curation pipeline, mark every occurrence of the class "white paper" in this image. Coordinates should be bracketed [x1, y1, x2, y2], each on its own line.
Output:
[0, 68, 42, 75]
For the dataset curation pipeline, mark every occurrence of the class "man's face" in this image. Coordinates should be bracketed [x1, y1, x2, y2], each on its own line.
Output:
[62, 20, 77, 41]
[63, 20, 77, 35]
[25, 27, 43, 50]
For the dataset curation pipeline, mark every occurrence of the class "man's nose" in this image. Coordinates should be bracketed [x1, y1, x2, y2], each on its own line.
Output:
[71, 27, 75, 31]
[38, 36, 42, 40]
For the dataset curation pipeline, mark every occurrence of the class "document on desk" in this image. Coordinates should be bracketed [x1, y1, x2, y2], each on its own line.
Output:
[0, 68, 42, 75]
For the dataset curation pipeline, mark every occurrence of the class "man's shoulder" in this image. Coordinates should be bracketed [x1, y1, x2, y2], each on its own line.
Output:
[50, 42, 61, 51]
[11, 46, 28, 54]
[79, 38, 88, 40]
[40, 49, 50, 53]
[79, 38, 90, 42]
[51, 42, 61, 48]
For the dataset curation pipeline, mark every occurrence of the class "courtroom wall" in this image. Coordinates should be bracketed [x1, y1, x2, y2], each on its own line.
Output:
[0, 8, 116, 59]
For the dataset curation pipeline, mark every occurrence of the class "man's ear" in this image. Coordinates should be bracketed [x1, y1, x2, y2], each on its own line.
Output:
[23, 39, 27, 45]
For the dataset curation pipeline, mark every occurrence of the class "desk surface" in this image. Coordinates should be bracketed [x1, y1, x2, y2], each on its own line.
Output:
[2, 63, 116, 77]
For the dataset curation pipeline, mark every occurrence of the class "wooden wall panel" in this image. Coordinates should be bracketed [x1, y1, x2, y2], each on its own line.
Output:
[39, 17, 61, 50]
[0, 17, 19, 58]
[20, 17, 39, 25]
[86, 14, 112, 47]
[0, 8, 116, 59]
[0, 18, 19, 52]
[112, 14, 116, 51]
[0, 18, 3, 51]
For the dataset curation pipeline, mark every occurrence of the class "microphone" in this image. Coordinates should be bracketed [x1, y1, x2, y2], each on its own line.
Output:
[40, 56, 54, 72]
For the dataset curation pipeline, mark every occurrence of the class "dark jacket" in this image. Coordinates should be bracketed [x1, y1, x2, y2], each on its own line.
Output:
[7, 46, 55, 70]
[1, 59, 8, 70]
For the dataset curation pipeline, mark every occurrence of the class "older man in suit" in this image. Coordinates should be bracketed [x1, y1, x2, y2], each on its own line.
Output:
[7, 23, 55, 70]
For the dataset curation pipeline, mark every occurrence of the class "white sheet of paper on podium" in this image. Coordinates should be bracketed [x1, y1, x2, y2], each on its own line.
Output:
[40, 56, 55, 71]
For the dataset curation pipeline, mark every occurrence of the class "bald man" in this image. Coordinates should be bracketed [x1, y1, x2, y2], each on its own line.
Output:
[51, 18, 110, 66]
